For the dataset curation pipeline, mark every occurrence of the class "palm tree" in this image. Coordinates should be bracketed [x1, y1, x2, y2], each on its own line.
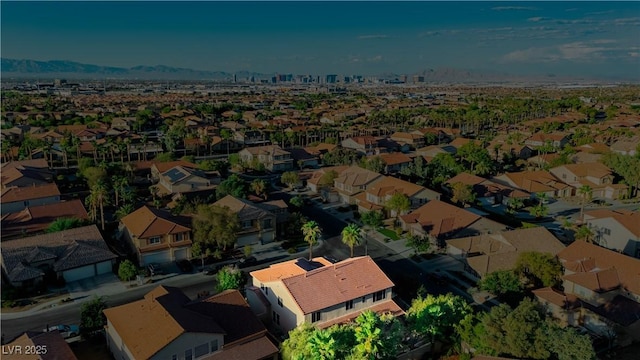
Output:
[86, 182, 110, 230]
[342, 223, 363, 257]
[250, 179, 268, 200]
[220, 129, 232, 157]
[301, 220, 321, 260]
[112, 175, 129, 206]
[354, 310, 384, 360]
[578, 185, 593, 224]
[575, 225, 594, 243]
[307, 329, 336, 360]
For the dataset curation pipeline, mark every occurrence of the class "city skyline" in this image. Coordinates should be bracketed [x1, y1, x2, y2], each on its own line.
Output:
[2, 1, 639, 79]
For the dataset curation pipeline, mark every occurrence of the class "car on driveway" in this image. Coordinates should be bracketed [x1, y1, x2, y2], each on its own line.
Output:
[43, 324, 79, 339]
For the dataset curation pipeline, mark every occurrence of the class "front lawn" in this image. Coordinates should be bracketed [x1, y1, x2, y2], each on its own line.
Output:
[377, 228, 399, 240]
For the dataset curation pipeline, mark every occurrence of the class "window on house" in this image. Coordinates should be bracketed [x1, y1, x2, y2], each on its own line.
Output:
[603, 228, 611, 235]
[374, 290, 386, 302]
[24, 200, 30, 207]
[175, 233, 183, 242]
[149, 237, 161, 245]
[242, 220, 253, 229]
[185, 349, 193, 360]
[312, 311, 321, 322]
[210, 339, 219, 352]
[346, 300, 354, 310]
[277, 297, 283, 307]
[276, 313, 280, 325]
[263, 218, 273, 229]
[362, 296, 367, 303]
[195, 343, 209, 358]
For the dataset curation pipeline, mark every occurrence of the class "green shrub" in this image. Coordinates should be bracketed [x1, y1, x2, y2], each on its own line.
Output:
[287, 247, 297, 254]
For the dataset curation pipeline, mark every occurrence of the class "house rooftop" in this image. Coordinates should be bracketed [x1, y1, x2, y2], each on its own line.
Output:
[584, 209, 640, 237]
[1, 183, 60, 203]
[120, 206, 191, 239]
[1, 199, 88, 239]
[400, 200, 481, 238]
[251, 257, 333, 282]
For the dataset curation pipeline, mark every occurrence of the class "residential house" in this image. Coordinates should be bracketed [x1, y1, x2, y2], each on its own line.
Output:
[446, 227, 565, 280]
[355, 176, 440, 215]
[524, 133, 570, 149]
[288, 148, 319, 169]
[306, 165, 350, 201]
[156, 165, 217, 196]
[400, 200, 507, 247]
[445, 172, 530, 207]
[534, 241, 640, 346]
[239, 145, 293, 172]
[333, 166, 384, 204]
[416, 144, 458, 161]
[610, 136, 638, 156]
[375, 153, 413, 174]
[390, 132, 425, 149]
[0, 225, 117, 287]
[235, 129, 269, 146]
[150, 160, 199, 182]
[341, 136, 382, 155]
[104, 286, 278, 360]
[1, 183, 61, 215]
[583, 209, 640, 258]
[247, 256, 404, 333]
[119, 206, 192, 266]
[1, 159, 52, 188]
[5, 331, 78, 360]
[549, 163, 628, 199]
[493, 170, 572, 199]
[1, 199, 88, 239]
[212, 195, 278, 247]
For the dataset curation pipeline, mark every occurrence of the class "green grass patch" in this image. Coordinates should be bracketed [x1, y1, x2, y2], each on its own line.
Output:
[378, 228, 399, 240]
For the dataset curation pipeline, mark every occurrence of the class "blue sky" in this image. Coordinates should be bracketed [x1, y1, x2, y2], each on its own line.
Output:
[2, 1, 639, 78]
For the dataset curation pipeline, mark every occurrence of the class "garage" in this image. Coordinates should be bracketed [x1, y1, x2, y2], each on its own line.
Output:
[96, 261, 113, 275]
[142, 251, 171, 266]
[63, 264, 95, 282]
[174, 248, 189, 261]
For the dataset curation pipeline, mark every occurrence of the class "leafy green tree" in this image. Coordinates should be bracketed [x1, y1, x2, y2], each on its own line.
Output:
[529, 201, 549, 219]
[117, 260, 137, 282]
[385, 192, 410, 222]
[547, 323, 596, 360]
[341, 224, 362, 257]
[406, 293, 472, 343]
[281, 322, 317, 360]
[81, 166, 107, 187]
[318, 170, 338, 188]
[479, 270, 523, 296]
[80, 296, 107, 339]
[192, 205, 240, 250]
[155, 152, 175, 162]
[601, 152, 640, 198]
[216, 265, 245, 292]
[46, 218, 86, 233]
[427, 153, 464, 187]
[515, 252, 563, 288]
[575, 225, 594, 243]
[307, 328, 336, 360]
[361, 156, 385, 173]
[361, 210, 384, 229]
[281, 171, 300, 188]
[406, 234, 431, 254]
[191, 242, 211, 271]
[289, 195, 304, 208]
[216, 174, 247, 199]
[302, 220, 321, 260]
[450, 182, 476, 207]
[250, 179, 268, 199]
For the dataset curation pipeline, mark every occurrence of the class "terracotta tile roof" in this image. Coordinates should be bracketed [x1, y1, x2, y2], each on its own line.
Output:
[120, 206, 191, 239]
[564, 267, 621, 293]
[552, 162, 612, 179]
[532, 287, 582, 310]
[152, 160, 198, 173]
[526, 132, 569, 143]
[213, 195, 274, 222]
[366, 176, 429, 199]
[2, 199, 88, 239]
[307, 165, 350, 186]
[1, 225, 116, 283]
[104, 286, 226, 360]
[203, 335, 279, 360]
[1, 183, 60, 203]
[377, 152, 412, 166]
[6, 331, 78, 360]
[1, 159, 51, 187]
[317, 299, 405, 329]
[499, 170, 570, 193]
[281, 256, 395, 314]
[584, 209, 640, 237]
[241, 145, 289, 156]
[446, 172, 487, 186]
[251, 257, 333, 283]
[582, 294, 640, 326]
[449, 138, 475, 148]
[335, 166, 383, 187]
[400, 200, 481, 238]
[558, 241, 640, 296]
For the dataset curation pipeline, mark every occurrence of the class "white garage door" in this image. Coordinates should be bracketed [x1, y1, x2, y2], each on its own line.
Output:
[96, 261, 113, 275]
[174, 248, 189, 261]
[64, 265, 96, 282]
[142, 251, 171, 266]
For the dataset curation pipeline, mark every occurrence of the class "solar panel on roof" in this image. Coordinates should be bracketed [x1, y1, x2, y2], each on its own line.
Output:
[165, 168, 187, 182]
[295, 258, 325, 272]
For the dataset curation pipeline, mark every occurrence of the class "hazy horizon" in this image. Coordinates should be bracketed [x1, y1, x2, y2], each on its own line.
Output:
[2, 2, 639, 78]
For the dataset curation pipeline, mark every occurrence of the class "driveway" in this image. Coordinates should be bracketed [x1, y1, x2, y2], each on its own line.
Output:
[66, 273, 124, 299]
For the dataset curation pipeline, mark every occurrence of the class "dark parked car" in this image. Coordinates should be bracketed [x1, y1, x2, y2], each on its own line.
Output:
[176, 259, 193, 273]
[147, 263, 164, 276]
[237, 256, 257, 268]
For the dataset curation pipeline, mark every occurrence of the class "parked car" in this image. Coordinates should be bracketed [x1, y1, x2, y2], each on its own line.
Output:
[176, 259, 193, 273]
[237, 256, 257, 268]
[43, 324, 79, 339]
[147, 263, 164, 276]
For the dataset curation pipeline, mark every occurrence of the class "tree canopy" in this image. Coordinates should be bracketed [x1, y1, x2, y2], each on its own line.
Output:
[117, 260, 137, 282]
[216, 174, 248, 199]
[192, 204, 240, 250]
[302, 220, 321, 260]
[341, 223, 362, 257]
[80, 296, 107, 339]
[281, 171, 301, 188]
[216, 265, 245, 292]
[515, 251, 563, 288]
[406, 293, 472, 343]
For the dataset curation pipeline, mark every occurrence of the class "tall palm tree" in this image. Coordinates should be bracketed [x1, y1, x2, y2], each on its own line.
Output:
[301, 220, 321, 260]
[342, 223, 363, 257]
[578, 184, 593, 224]
[86, 182, 110, 230]
[307, 329, 336, 360]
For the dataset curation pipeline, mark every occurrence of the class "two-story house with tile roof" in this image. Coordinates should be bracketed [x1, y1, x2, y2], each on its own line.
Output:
[549, 163, 628, 199]
[1, 183, 61, 215]
[375, 153, 413, 174]
[583, 209, 640, 258]
[0, 225, 117, 286]
[341, 136, 382, 156]
[445, 172, 530, 207]
[333, 166, 384, 204]
[247, 256, 403, 333]
[400, 200, 507, 247]
[239, 145, 293, 172]
[1, 199, 88, 240]
[524, 132, 570, 149]
[355, 176, 440, 216]
[104, 286, 278, 360]
[446, 227, 565, 280]
[390, 132, 425, 149]
[119, 206, 192, 265]
[533, 241, 640, 346]
[212, 195, 278, 247]
[492, 170, 572, 199]
[1, 159, 52, 188]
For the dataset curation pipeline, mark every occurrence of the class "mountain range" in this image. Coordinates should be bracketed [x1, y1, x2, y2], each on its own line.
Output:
[0, 58, 628, 84]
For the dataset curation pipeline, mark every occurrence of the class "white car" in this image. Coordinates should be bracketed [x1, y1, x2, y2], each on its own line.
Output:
[43, 324, 79, 339]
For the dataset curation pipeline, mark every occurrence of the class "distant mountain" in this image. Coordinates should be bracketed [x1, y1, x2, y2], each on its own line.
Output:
[1, 58, 239, 80]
